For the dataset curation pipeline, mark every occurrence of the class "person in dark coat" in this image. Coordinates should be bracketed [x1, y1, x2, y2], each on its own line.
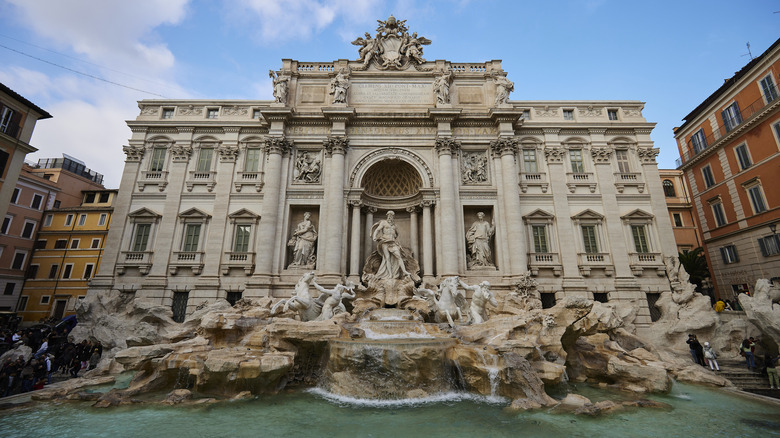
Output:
[686, 334, 706, 366]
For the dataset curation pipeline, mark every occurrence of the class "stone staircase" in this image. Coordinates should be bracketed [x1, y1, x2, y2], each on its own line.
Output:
[718, 359, 779, 399]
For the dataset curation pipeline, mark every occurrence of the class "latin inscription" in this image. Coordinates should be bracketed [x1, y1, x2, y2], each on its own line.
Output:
[457, 86, 484, 104]
[347, 126, 436, 135]
[350, 82, 432, 105]
[300, 85, 326, 103]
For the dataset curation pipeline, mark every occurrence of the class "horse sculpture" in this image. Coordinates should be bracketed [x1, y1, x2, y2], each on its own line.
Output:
[271, 272, 323, 322]
[415, 276, 468, 327]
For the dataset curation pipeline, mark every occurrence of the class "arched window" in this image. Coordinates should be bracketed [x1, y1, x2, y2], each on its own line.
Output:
[662, 180, 676, 197]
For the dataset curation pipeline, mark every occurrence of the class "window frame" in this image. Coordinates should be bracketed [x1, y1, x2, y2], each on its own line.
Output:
[691, 128, 708, 154]
[233, 224, 252, 253]
[734, 143, 752, 171]
[182, 223, 202, 252]
[758, 234, 780, 257]
[720, 245, 739, 264]
[149, 146, 167, 172]
[615, 149, 630, 173]
[701, 165, 715, 188]
[161, 108, 175, 119]
[745, 182, 768, 215]
[760, 74, 778, 103]
[91, 238, 101, 249]
[10, 187, 19, 204]
[30, 193, 43, 210]
[11, 250, 26, 270]
[64, 214, 74, 227]
[721, 101, 743, 132]
[672, 213, 683, 227]
[83, 263, 95, 279]
[569, 149, 585, 173]
[0, 215, 10, 234]
[48, 264, 59, 279]
[43, 214, 53, 227]
[21, 220, 36, 239]
[531, 224, 549, 253]
[710, 200, 727, 227]
[563, 109, 574, 121]
[196, 147, 214, 172]
[206, 108, 219, 119]
[98, 213, 107, 226]
[662, 179, 676, 197]
[607, 109, 619, 121]
[244, 147, 261, 172]
[522, 148, 538, 173]
[69, 238, 80, 249]
[62, 263, 73, 279]
[78, 214, 87, 226]
[131, 223, 152, 252]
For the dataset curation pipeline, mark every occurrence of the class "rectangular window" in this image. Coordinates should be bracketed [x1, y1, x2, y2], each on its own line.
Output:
[673, 213, 683, 227]
[70, 239, 80, 249]
[531, 225, 548, 253]
[149, 147, 167, 172]
[44, 214, 53, 227]
[25, 264, 38, 279]
[234, 225, 251, 252]
[30, 194, 43, 210]
[615, 150, 630, 173]
[17, 296, 27, 311]
[84, 193, 96, 203]
[760, 74, 778, 103]
[34, 240, 46, 249]
[183, 224, 201, 252]
[41, 295, 50, 305]
[608, 109, 618, 120]
[3, 282, 15, 296]
[1, 216, 11, 234]
[691, 129, 708, 154]
[581, 225, 598, 253]
[734, 144, 752, 170]
[65, 214, 74, 226]
[48, 264, 59, 279]
[78, 214, 87, 226]
[91, 238, 101, 248]
[21, 220, 36, 239]
[0, 106, 17, 134]
[83, 264, 94, 279]
[252, 109, 262, 119]
[10, 188, 19, 204]
[522, 149, 537, 173]
[245, 148, 261, 172]
[98, 213, 107, 226]
[721, 102, 742, 132]
[99, 193, 109, 203]
[54, 239, 67, 249]
[702, 165, 715, 188]
[162, 108, 174, 119]
[720, 245, 739, 264]
[563, 109, 574, 120]
[62, 264, 73, 279]
[758, 235, 780, 257]
[11, 251, 26, 270]
[569, 150, 584, 173]
[631, 225, 650, 253]
[711, 202, 727, 227]
[747, 185, 767, 214]
[197, 148, 214, 172]
[172, 291, 189, 323]
[132, 223, 151, 251]
[206, 108, 219, 119]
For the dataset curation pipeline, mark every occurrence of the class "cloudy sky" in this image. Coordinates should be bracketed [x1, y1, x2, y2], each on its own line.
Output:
[0, 0, 778, 188]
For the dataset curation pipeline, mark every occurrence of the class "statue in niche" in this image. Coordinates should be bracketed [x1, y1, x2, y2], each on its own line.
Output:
[370, 211, 412, 280]
[288, 212, 317, 268]
[352, 32, 381, 68]
[329, 68, 350, 104]
[459, 279, 498, 324]
[433, 71, 452, 105]
[269, 70, 289, 104]
[294, 152, 321, 183]
[461, 152, 487, 184]
[493, 73, 514, 106]
[466, 212, 496, 268]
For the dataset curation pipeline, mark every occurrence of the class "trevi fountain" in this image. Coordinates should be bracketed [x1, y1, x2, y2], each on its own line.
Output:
[1, 16, 779, 438]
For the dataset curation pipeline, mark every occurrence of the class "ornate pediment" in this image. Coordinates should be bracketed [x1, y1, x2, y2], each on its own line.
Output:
[352, 15, 431, 70]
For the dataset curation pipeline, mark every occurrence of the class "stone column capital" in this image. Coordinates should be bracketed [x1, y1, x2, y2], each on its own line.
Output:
[590, 147, 613, 164]
[637, 147, 660, 164]
[489, 137, 518, 157]
[264, 136, 291, 156]
[323, 136, 349, 156]
[434, 137, 461, 155]
[543, 146, 565, 164]
[122, 145, 145, 162]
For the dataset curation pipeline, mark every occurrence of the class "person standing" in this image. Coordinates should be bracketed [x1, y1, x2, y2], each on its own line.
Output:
[703, 342, 720, 371]
[740, 339, 756, 370]
[764, 353, 778, 389]
[686, 334, 705, 366]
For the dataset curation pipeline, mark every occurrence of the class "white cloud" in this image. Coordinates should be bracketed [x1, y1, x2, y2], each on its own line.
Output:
[235, 0, 383, 43]
[4, 0, 189, 73]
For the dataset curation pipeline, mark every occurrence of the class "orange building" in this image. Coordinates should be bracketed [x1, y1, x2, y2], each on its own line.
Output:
[658, 169, 702, 254]
[674, 38, 780, 299]
[19, 189, 115, 322]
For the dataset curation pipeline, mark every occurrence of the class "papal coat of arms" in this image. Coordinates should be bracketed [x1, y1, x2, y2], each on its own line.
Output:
[352, 15, 431, 70]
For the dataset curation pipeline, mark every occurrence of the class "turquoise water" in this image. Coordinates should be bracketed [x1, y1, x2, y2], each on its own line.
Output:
[0, 383, 778, 438]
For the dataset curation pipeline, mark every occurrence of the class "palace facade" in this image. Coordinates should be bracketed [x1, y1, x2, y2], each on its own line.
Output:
[88, 18, 677, 329]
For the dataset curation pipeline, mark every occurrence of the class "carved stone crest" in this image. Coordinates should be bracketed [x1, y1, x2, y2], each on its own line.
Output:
[352, 15, 431, 70]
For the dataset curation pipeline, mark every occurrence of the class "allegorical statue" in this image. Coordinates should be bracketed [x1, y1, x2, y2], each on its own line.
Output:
[459, 279, 498, 324]
[433, 71, 452, 105]
[466, 212, 496, 268]
[288, 212, 317, 268]
[329, 68, 350, 104]
[294, 152, 321, 183]
[493, 73, 514, 106]
[269, 70, 289, 104]
[351, 32, 381, 68]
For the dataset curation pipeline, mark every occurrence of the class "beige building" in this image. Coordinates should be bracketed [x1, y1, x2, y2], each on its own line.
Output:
[89, 18, 677, 330]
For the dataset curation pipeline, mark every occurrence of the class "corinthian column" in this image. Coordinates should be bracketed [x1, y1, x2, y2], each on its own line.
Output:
[255, 137, 290, 276]
[491, 137, 527, 276]
[322, 136, 349, 277]
[435, 137, 460, 276]
[349, 200, 362, 281]
[421, 200, 435, 283]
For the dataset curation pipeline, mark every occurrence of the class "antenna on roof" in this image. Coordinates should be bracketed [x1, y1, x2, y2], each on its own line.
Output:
[741, 42, 754, 60]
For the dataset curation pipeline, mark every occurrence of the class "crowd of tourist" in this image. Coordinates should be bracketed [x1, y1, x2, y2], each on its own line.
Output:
[687, 333, 779, 390]
[0, 327, 102, 398]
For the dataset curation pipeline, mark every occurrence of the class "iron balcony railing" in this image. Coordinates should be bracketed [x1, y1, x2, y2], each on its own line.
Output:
[680, 82, 779, 166]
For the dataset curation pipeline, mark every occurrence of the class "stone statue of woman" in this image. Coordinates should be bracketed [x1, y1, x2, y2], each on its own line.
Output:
[466, 212, 496, 268]
[289, 212, 317, 267]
